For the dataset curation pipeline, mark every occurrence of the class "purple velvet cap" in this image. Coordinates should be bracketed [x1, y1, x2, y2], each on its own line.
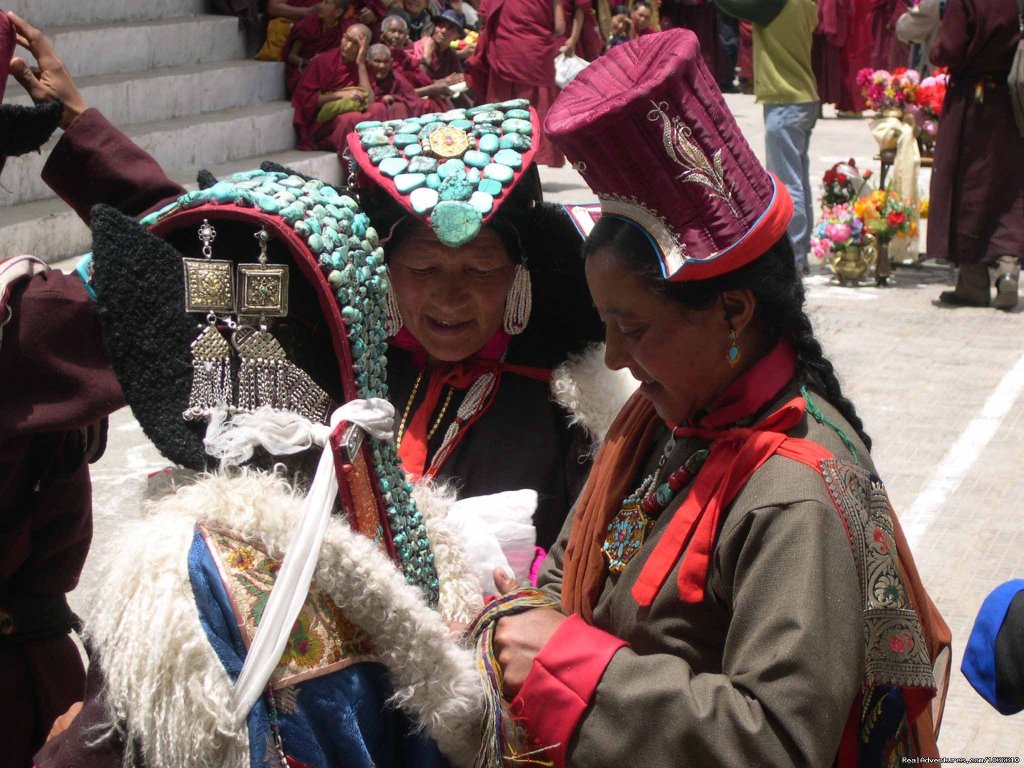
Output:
[545, 29, 793, 282]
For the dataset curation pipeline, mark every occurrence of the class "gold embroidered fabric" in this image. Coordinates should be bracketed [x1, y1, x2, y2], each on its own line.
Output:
[200, 525, 377, 690]
[821, 460, 935, 691]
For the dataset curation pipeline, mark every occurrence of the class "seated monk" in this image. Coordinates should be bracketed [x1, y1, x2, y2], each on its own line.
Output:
[256, 0, 321, 62]
[292, 23, 381, 152]
[366, 44, 424, 119]
[382, 13, 456, 111]
[283, 0, 351, 96]
[630, 0, 656, 37]
[412, 10, 466, 88]
[403, 0, 435, 40]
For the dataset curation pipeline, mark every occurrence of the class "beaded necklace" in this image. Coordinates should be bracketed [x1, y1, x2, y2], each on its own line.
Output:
[602, 438, 710, 574]
[395, 370, 455, 448]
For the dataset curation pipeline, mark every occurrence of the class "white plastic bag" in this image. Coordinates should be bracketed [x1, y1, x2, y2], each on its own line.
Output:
[446, 489, 538, 596]
[554, 53, 589, 89]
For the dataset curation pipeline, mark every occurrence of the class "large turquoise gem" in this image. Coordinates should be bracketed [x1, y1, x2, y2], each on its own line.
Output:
[430, 201, 483, 247]
[355, 120, 383, 132]
[473, 110, 505, 124]
[378, 157, 410, 178]
[467, 168, 481, 184]
[361, 131, 390, 148]
[438, 159, 466, 179]
[207, 181, 238, 203]
[463, 150, 490, 169]
[469, 191, 494, 214]
[450, 119, 473, 131]
[441, 109, 467, 121]
[438, 173, 474, 201]
[473, 125, 500, 137]
[478, 178, 503, 197]
[426, 173, 442, 190]
[404, 143, 423, 157]
[410, 187, 439, 214]
[493, 149, 523, 169]
[394, 173, 426, 193]
[501, 118, 533, 135]
[393, 133, 419, 148]
[467, 102, 498, 116]
[367, 145, 400, 164]
[499, 133, 532, 152]
[478, 133, 500, 154]
[408, 156, 439, 174]
[499, 98, 530, 109]
[483, 163, 514, 184]
[505, 108, 531, 120]
[397, 121, 422, 134]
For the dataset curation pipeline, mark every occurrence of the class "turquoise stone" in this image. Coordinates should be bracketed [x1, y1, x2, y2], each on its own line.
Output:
[281, 175, 306, 188]
[728, 345, 740, 363]
[418, 121, 445, 138]
[367, 145, 399, 164]
[501, 118, 533, 135]
[425, 173, 442, 190]
[280, 203, 305, 224]
[430, 200, 483, 247]
[438, 159, 466, 179]
[410, 187, 439, 214]
[438, 173, 474, 202]
[360, 132, 390, 148]
[463, 150, 490, 169]
[230, 169, 266, 182]
[473, 125, 500, 137]
[207, 181, 238, 203]
[393, 133, 419, 147]
[473, 110, 505, 124]
[441, 109, 467, 121]
[307, 233, 326, 254]
[450, 119, 473, 131]
[467, 103, 498, 115]
[470, 191, 494, 214]
[499, 98, 530, 109]
[499, 133, 531, 151]
[493, 149, 523, 169]
[378, 157, 409, 178]
[483, 163, 514, 184]
[294, 220, 311, 238]
[397, 122, 422, 134]
[404, 143, 423, 157]
[383, 119, 405, 129]
[467, 168, 481, 184]
[478, 178, 503, 197]
[478, 133, 500, 154]
[408, 156, 439, 174]
[355, 120, 383, 132]
[505, 108, 531, 120]
[339, 195, 360, 211]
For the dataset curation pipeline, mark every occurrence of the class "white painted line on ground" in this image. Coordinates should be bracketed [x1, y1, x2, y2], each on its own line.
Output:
[902, 350, 1024, 549]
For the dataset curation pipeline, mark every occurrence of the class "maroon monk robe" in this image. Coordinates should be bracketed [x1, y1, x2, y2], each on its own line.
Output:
[370, 69, 425, 118]
[561, 0, 604, 61]
[926, 0, 1024, 265]
[813, 0, 847, 105]
[837, 0, 871, 111]
[292, 47, 385, 151]
[0, 108, 183, 767]
[738, 19, 753, 82]
[413, 35, 463, 80]
[282, 13, 347, 96]
[391, 44, 450, 111]
[871, 0, 911, 70]
[470, 0, 565, 166]
[657, 0, 720, 77]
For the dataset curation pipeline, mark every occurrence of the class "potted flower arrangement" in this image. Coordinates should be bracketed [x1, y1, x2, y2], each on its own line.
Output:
[909, 67, 948, 155]
[854, 189, 913, 285]
[821, 159, 872, 207]
[856, 67, 920, 114]
[812, 203, 868, 284]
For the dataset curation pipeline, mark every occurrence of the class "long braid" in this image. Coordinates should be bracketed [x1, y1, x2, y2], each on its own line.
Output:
[583, 218, 872, 449]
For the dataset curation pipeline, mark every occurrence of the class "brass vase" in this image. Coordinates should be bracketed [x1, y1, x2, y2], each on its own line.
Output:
[863, 235, 893, 286]
[830, 245, 869, 285]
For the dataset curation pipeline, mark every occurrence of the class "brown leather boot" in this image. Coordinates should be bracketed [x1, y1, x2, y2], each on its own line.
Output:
[939, 262, 990, 307]
[993, 255, 1020, 311]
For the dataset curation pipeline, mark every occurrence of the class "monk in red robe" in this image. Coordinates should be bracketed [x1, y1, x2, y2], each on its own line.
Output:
[871, 0, 911, 70]
[560, 0, 604, 61]
[292, 23, 381, 152]
[268, 0, 321, 21]
[469, 0, 567, 166]
[366, 44, 425, 118]
[283, 0, 350, 96]
[658, 0, 721, 76]
[813, 0, 847, 106]
[382, 13, 457, 111]
[630, 0, 656, 37]
[837, 0, 871, 112]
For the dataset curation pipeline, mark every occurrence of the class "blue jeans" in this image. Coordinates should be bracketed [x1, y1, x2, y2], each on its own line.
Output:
[764, 102, 818, 266]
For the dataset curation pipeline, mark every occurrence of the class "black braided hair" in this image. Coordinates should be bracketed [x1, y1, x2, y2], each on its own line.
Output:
[582, 217, 872, 450]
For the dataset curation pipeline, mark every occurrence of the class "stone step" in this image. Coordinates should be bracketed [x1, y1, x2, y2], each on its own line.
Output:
[2, 101, 302, 207]
[3, 0, 208, 30]
[0, 151, 342, 264]
[6, 60, 286, 127]
[4, 15, 246, 82]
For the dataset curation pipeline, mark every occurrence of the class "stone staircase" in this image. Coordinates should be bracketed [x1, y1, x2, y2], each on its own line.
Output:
[1, 0, 341, 263]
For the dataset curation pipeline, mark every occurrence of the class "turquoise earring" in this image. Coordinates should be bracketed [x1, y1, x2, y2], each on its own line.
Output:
[727, 330, 741, 367]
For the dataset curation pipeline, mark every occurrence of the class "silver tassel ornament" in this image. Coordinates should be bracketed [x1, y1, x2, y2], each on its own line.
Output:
[183, 321, 233, 421]
[234, 326, 332, 423]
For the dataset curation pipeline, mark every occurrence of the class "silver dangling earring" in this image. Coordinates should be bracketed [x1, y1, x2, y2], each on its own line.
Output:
[503, 262, 532, 336]
[181, 219, 236, 421]
[384, 265, 403, 336]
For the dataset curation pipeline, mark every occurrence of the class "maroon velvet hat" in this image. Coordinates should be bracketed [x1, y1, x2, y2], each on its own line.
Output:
[545, 29, 793, 282]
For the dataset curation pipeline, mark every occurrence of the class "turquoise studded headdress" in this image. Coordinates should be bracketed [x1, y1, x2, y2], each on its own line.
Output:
[346, 100, 540, 247]
[88, 168, 439, 605]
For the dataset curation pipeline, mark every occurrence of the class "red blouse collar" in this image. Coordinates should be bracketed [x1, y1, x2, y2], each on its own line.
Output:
[691, 340, 797, 430]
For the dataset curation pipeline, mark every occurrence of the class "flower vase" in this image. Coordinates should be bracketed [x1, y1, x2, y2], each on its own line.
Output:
[872, 237, 893, 286]
[830, 245, 869, 285]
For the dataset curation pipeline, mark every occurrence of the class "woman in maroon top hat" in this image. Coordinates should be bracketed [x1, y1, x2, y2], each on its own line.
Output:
[477, 29, 949, 768]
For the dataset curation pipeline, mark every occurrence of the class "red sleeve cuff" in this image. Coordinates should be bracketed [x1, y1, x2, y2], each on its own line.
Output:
[510, 614, 627, 768]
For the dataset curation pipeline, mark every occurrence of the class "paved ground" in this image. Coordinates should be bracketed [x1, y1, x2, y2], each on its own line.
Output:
[75, 93, 1024, 759]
